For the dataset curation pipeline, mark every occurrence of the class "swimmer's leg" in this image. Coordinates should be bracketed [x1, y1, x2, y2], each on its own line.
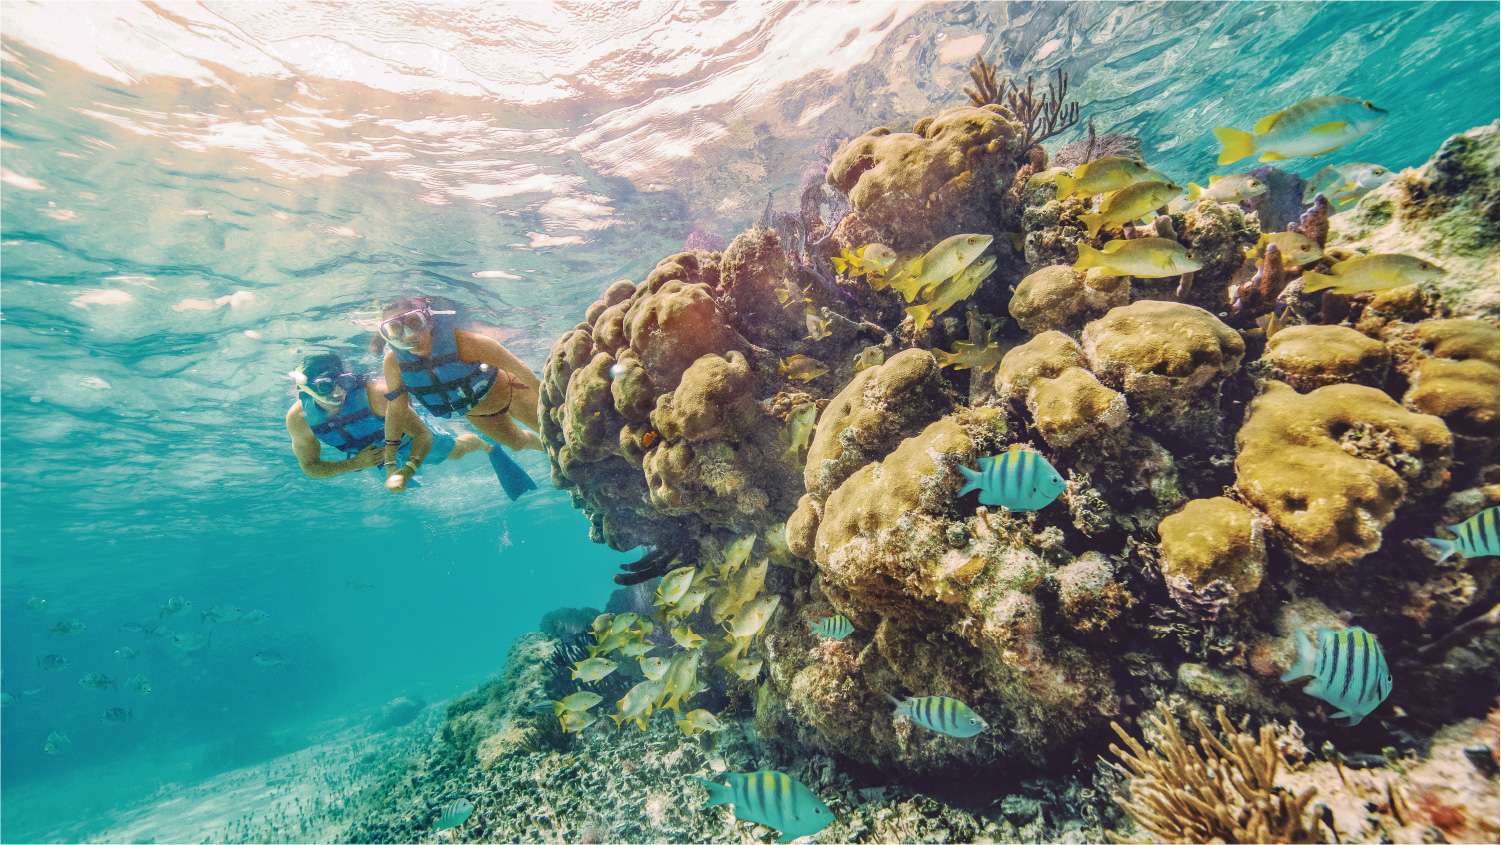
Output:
[466, 409, 544, 452]
[447, 432, 489, 461]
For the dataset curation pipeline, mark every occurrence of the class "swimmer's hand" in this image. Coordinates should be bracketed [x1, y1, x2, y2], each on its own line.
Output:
[351, 445, 384, 470]
[384, 459, 420, 493]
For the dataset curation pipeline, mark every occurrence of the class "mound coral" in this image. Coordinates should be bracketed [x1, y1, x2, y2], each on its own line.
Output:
[1157, 497, 1267, 616]
[1260, 324, 1391, 391]
[1008, 264, 1129, 334]
[1233, 382, 1452, 567]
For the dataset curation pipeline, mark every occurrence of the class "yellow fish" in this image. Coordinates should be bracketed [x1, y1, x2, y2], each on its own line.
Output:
[907, 255, 996, 332]
[709, 557, 768, 624]
[1186, 173, 1267, 204]
[638, 656, 669, 681]
[1215, 96, 1388, 165]
[833, 243, 899, 282]
[552, 691, 602, 716]
[1080, 180, 1181, 238]
[621, 640, 654, 659]
[588, 631, 630, 658]
[887, 234, 993, 303]
[726, 594, 781, 638]
[716, 635, 753, 670]
[1054, 156, 1164, 200]
[571, 657, 617, 683]
[852, 346, 886, 372]
[935, 339, 1004, 373]
[718, 534, 756, 578]
[671, 624, 706, 650]
[1245, 231, 1324, 267]
[559, 709, 598, 734]
[655, 566, 697, 606]
[676, 708, 725, 736]
[665, 586, 710, 620]
[779, 354, 829, 383]
[612, 678, 665, 731]
[1074, 237, 1202, 278]
[590, 613, 614, 637]
[731, 656, 764, 682]
[785, 403, 818, 459]
[805, 310, 832, 341]
[1301, 253, 1444, 295]
[659, 651, 702, 713]
[1023, 166, 1070, 193]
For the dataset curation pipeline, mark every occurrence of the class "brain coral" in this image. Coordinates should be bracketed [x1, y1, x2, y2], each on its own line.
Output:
[1233, 381, 1452, 566]
[827, 105, 1023, 249]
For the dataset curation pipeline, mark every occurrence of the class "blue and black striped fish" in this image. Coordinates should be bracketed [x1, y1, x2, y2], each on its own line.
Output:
[809, 614, 854, 640]
[1424, 506, 1499, 561]
[1280, 625, 1392, 726]
[434, 797, 473, 831]
[887, 694, 988, 738]
[957, 445, 1066, 511]
[696, 770, 833, 843]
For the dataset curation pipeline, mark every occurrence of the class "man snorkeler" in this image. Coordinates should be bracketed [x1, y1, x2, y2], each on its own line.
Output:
[284, 351, 532, 497]
[375, 297, 542, 495]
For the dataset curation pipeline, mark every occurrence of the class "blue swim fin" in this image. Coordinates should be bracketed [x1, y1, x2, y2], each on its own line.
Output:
[488, 445, 537, 500]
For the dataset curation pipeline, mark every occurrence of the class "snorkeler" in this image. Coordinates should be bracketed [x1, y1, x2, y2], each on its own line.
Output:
[285, 351, 530, 497]
[375, 297, 542, 497]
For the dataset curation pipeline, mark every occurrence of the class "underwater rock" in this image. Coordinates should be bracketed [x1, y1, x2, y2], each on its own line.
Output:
[1008, 264, 1129, 335]
[1329, 121, 1500, 316]
[1174, 198, 1262, 305]
[1243, 165, 1306, 233]
[1258, 324, 1391, 391]
[827, 105, 1024, 250]
[1052, 551, 1135, 635]
[1233, 381, 1452, 567]
[373, 695, 427, 730]
[802, 348, 951, 501]
[718, 225, 811, 348]
[1157, 497, 1267, 616]
[1020, 196, 1090, 269]
[1080, 301, 1245, 436]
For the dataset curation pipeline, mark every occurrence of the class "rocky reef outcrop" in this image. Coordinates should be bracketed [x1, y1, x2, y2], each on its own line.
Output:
[532, 97, 1500, 841]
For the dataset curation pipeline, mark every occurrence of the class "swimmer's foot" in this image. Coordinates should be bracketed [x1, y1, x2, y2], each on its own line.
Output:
[489, 446, 537, 500]
[450, 432, 488, 460]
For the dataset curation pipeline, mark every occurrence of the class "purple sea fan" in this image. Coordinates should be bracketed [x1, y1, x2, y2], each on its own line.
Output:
[683, 228, 726, 253]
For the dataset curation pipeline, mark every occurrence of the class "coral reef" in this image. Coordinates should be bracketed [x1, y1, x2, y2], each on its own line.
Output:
[1009, 264, 1129, 334]
[1258, 324, 1391, 391]
[1328, 120, 1499, 315]
[1157, 497, 1267, 616]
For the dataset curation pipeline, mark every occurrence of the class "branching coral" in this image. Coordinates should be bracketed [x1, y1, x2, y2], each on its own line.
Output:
[965, 58, 1080, 150]
[1107, 704, 1320, 844]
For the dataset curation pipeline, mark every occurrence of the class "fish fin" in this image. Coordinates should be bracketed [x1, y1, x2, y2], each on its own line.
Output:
[1308, 120, 1349, 137]
[1279, 629, 1317, 682]
[831, 257, 847, 274]
[1187, 183, 1202, 201]
[886, 694, 906, 717]
[1423, 536, 1457, 562]
[906, 303, 933, 332]
[777, 831, 802, 844]
[1300, 271, 1334, 293]
[1258, 151, 1289, 162]
[1252, 111, 1284, 134]
[1213, 127, 1255, 165]
[1073, 242, 1103, 269]
[1054, 173, 1077, 200]
[1080, 212, 1104, 239]
[957, 465, 981, 497]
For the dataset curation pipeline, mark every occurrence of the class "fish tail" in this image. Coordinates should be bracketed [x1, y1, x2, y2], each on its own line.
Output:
[1213, 127, 1255, 165]
[1074, 242, 1103, 269]
[695, 777, 730, 807]
[957, 465, 981, 497]
[831, 256, 847, 274]
[1080, 212, 1104, 238]
[907, 303, 933, 332]
[886, 694, 906, 717]
[1187, 182, 1202, 201]
[1053, 173, 1077, 200]
[1422, 536, 1457, 562]
[1300, 271, 1334, 293]
[1278, 628, 1317, 682]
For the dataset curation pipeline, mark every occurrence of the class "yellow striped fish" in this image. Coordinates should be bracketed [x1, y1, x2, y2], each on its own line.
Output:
[1280, 625, 1392, 726]
[888, 694, 987, 738]
[809, 614, 854, 641]
[1424, 506, 1499, 561]
[695, 771, 833, 843]
[957, 445, 1066, 511]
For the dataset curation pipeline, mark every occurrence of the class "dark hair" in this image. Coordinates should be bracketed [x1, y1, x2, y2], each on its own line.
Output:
[300, 351, 346, 378]
[381, 296, 430, 320]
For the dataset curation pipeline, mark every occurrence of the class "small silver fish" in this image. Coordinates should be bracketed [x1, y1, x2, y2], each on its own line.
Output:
[253, 651, 287, 667]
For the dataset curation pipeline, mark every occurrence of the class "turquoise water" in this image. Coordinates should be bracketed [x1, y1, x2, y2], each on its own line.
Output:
[1, 2, 1497, 841]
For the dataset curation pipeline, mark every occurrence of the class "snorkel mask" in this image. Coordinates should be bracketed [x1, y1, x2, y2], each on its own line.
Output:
[293, 353, 357, 407]
[377, 299, 456, 351]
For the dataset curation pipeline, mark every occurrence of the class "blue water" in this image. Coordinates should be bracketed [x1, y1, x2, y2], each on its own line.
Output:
[1, 1, 1497, 840]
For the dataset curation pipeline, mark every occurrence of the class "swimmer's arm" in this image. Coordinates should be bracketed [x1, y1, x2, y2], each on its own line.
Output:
[381, 350, 407, 472]
[455, 329, 540, 390]
[285, 405, 375, 478]
[388, 394, 434, 467]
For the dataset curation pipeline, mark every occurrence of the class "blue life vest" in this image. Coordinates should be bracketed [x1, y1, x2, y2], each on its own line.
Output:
[388, 313, 498, 418]
[299, 378, 385, 456]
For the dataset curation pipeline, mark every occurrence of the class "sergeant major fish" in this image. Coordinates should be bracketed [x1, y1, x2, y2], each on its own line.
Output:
[1280, 625, 1392, 726]
[889, 694, 988, 738]
[957, 445, 1067, 511]
[695, 771, 833, 844]
[809, 614, 854, 641]
[1424, 506, 1499, 561]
